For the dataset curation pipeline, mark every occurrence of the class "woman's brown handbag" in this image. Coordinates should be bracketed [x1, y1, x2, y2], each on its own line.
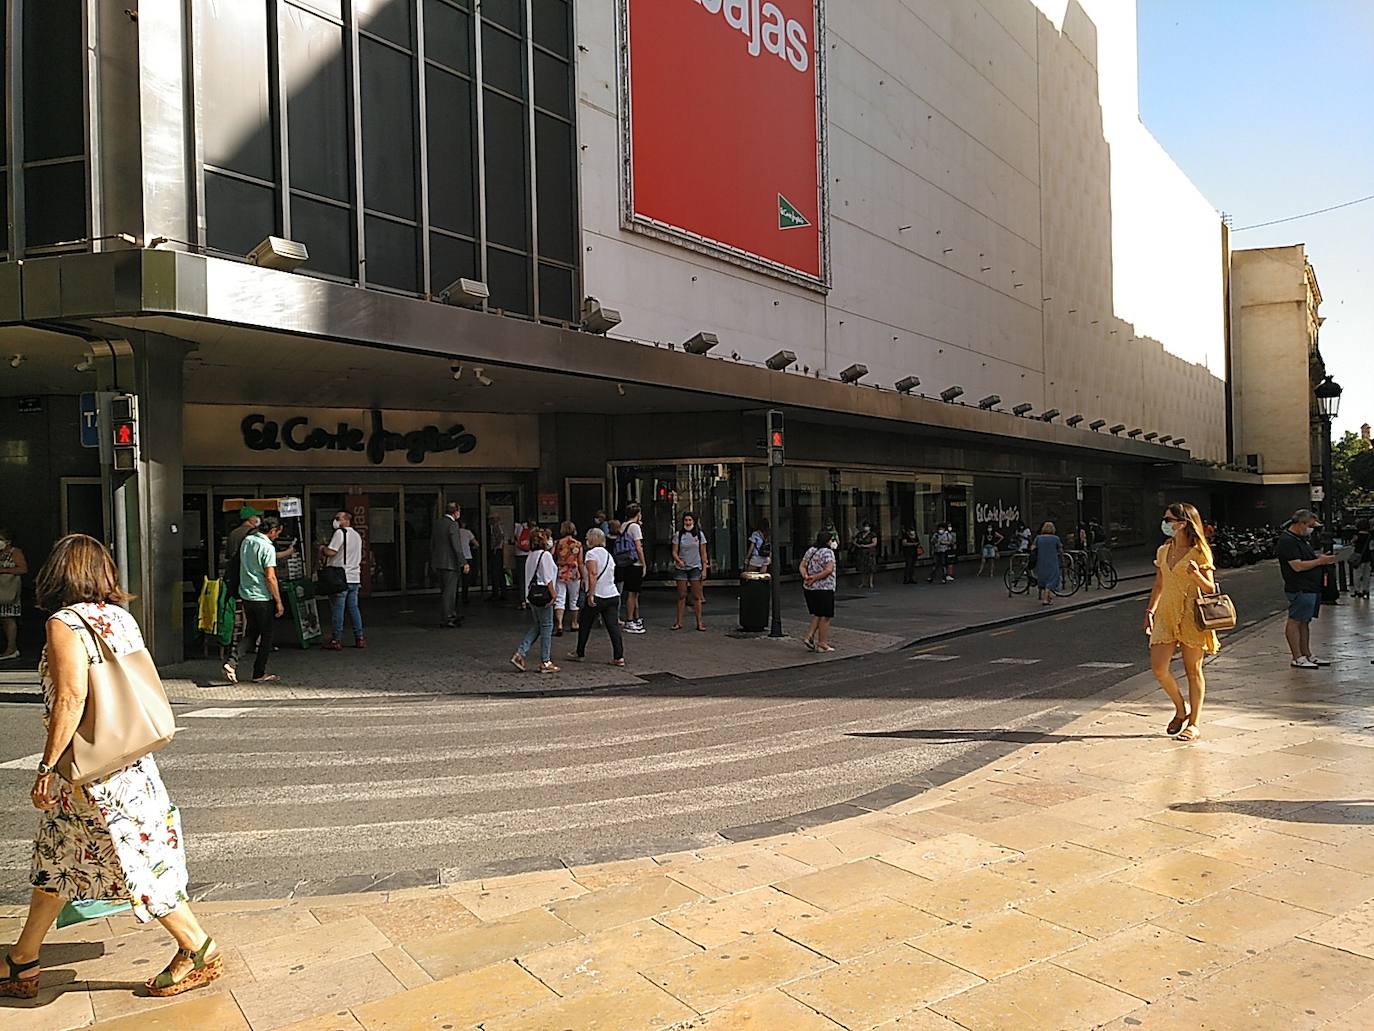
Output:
[56, 610, 177, 786]
[1194, 587, 1238, 633]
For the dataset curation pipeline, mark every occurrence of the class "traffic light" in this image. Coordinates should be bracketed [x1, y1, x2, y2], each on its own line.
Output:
[110, 393, 139, 471]
[766, 409, 784, 467]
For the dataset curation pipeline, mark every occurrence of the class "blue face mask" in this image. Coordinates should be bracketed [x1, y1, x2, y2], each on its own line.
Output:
[1161, 519, 1177, 538]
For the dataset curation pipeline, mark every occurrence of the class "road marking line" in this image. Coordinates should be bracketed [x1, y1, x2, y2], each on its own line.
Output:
[991, 658, 1042, 665]
[910, 653, 959, 662]
[1243, 620, 1257, 627]
[989, 628, 1018, 637]
[1052, 613, 1076, 621]
[0, 752, 42, 770]
[1079, 662, 1134, 669]
[181, 707, 257, 719]
[912, 644, 947, 654]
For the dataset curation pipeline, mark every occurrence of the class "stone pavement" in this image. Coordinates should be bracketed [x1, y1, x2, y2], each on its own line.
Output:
[141, 549, 1156, 702]
[4, 600, 1371, 1029]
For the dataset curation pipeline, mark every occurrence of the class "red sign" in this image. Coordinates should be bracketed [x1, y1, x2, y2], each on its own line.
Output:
[345, 493, 372, 597]
[626, 0, 823, 283]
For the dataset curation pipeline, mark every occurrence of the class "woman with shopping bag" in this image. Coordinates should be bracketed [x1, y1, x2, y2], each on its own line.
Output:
[2, 535, 223, 1000]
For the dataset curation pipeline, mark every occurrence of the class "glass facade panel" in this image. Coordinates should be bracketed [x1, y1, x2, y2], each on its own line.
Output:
[360, 38, 417, 219]
[481, 0, 523, 33]
[537, 263, 575, 324]
[1108, 487, 1144, 544]
[1028, 481, 1077, 537]
[201, 0, 275, 179]
[425, 65, 476, 236]
[23, 161, 86, 247]
[424, 0, 471, 74]
[23, 0, 83, 162]
[535, 113, 576, 264]
[533, 50, 570, 118]
[430, 231, 477, 295]
[205, 171, 276, 255]
[364, 215, 419, 292]
[289, 0, 343, 17]
[486, 245, 531, 315]
[281, 6, 350, 201]
[532, 0, 570, 58]
[356, 0, 413, 47]
[291, 195, 354, 278]
[483, 90, 529, 250]
[481, 22, 525, 97]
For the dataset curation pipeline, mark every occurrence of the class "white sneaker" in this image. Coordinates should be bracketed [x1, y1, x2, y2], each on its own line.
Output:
[1307, 655, 1331, 667]
[1291, 656, 1319, 669]
[944, 576, 955, 583]
[0, 650, 19, 661]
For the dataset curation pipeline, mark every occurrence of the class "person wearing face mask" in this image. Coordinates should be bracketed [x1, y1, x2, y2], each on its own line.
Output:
[319, 510, 365, 651]
[1143, 502, 1220, 742]
[852, 520, 878, 590]
[1275, 509, 1339, 669]
[0, 528, 28, 661]
[671, 512, 710, 631]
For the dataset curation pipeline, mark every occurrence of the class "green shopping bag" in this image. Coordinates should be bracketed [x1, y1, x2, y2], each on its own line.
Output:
[56, 898, 133, 928]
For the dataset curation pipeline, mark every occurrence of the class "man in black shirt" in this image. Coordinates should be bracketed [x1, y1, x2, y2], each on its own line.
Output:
[1275, 509, 1338, 669]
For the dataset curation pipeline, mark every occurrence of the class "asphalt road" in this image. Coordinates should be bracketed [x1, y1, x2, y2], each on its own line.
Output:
[0, 565, 1281, 900]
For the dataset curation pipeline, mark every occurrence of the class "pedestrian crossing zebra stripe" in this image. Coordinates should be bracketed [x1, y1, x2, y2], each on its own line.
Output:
[991, 658, 1042, 665]
[910, 653, 959, 662]
[1078, 662, 1134, 669]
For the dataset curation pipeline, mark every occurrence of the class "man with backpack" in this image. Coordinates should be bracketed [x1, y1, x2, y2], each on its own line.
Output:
[614, 502, 647, 633]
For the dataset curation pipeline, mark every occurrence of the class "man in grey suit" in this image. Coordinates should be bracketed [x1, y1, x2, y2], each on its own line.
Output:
[431, 501, 469, 627]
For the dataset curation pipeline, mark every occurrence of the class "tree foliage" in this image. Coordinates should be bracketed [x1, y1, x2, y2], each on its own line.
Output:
[1334, 430, 1374, 506]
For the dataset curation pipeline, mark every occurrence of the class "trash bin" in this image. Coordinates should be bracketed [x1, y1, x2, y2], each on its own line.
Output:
[739, 571, 771, 632]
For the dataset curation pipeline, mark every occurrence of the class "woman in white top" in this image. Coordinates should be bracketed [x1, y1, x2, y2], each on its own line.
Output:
[572, 528, 625, 665]
[510, 528, 558, 673]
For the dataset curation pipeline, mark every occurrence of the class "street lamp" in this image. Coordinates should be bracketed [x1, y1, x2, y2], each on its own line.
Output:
[1315, 375, 1343, 521]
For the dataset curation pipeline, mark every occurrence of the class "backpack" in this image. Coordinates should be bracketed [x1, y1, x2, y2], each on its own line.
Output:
[613, 524, 640, 566]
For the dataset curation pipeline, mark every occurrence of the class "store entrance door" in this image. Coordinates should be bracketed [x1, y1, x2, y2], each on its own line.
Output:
[481, 485, 523, 595]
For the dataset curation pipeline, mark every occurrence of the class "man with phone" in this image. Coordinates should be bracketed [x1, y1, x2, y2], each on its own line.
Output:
[225, 516, 286, 683]
[1276, 509, 1339, 669]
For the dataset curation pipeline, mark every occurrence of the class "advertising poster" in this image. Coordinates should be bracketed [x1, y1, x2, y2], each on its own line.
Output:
[345, 493, 373, 597]
[624, 0, 825, 285]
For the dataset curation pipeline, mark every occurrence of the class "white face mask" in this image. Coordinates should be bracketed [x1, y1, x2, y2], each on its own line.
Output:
[1161, 520, 1176, 538]
[332, 519, 341, 530]
[0, 539, 9, 550]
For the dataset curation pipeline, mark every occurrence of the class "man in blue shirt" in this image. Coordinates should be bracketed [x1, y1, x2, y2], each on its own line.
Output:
[1276, 509, 1338, 669]
[224, 517, 285, 683]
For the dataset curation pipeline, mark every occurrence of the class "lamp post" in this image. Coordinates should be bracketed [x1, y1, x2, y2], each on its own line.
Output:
[1314, 375, 1343, 523]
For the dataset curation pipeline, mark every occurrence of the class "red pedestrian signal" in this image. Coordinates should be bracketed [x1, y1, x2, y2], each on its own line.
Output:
[114, 421, 135, 446]
[770, 430, 784, 448]
[766, 410, 784, 467]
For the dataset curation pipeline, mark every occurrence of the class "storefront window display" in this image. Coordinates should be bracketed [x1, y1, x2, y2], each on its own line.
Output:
[1108, 487, 1144, 545]
[613, 463, 740, 577]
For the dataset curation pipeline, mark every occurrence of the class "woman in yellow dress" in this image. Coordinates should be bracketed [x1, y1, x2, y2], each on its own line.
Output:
[1143, 502, 1220, 742]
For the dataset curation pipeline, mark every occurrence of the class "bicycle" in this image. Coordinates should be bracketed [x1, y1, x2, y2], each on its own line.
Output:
[1090, 545, 1119, 589]
[1004, 552, 1032, 595]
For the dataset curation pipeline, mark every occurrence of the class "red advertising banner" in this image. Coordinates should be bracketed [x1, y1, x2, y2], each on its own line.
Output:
[625, 0, 824, 284]
[344, 493, 372, 597]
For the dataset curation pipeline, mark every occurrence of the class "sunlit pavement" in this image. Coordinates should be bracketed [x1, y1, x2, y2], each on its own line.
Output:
[3, 595, 1371, 1030]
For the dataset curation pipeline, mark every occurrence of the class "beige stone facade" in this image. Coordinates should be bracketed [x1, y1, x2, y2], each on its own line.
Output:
[1229, 245, 1323, 480]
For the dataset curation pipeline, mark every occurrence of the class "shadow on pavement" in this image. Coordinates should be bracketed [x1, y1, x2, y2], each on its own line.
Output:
[847, 728, 1158, 744]
[1169, 799, 1374, 825]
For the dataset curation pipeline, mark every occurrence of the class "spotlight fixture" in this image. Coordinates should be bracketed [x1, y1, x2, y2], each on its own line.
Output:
[840, 363, 869, 384]
[580, 297, 622, 334]
[1159, 434, 1173, 444]
[1011, 403, 1034, 417]
[1144, 431, 1159, 442]
[1173, 437, 1186, 446]
[7, 355, 22, 369]
[977, 394, 1001, 410]
[939, 385, 964, 403]
[74, 357, 95, 373]
[1039, 408, 1060, 422]
[439, 277, 490, 307]
[683, 331, 720, 355]
[1065, 414, 1084, 427]
[894, 375, 921, 394]
[616, 383, 627, 397]
[1127, 428, 1143, 438]
[247, 235, 309, 272]
[1088, 419, 1106, 431]
[766, 350, 797, 371]
[450, 363, 463, 381]
[1108, 423, 1125, 434]
[472, 366, 493, 387]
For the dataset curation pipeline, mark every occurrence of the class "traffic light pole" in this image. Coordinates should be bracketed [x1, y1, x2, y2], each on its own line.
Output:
[769, 456, 783, 637]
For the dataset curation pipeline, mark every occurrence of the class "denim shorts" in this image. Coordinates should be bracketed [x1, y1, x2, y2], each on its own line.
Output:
[1285, 591, 1320, 622]
[675, 566, 704, 582]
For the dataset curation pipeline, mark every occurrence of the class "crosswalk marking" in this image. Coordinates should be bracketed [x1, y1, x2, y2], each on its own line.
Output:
[182, 707, 257, 719]
[1079, 661, 1134, 669]
[910, 653, 959, 662]
[991, 658, 1042, 665]
[0, 752, 42, 770]
[989, 628, 1018, 637]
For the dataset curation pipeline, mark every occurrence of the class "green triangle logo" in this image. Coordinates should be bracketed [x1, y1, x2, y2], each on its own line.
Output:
[778, 193, 811, 230]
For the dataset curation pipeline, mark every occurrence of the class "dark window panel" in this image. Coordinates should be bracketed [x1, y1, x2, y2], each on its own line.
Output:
[290, 194, 354, 278]
[200, 0, 275, 180]
[281, 7, 351, 201]
[205, 171, 276, 256]
[360, 38, 417, 219]
[365, 215, 419, 292]
[288, 0, 342, 17]
[481, 0, 522, 32]
[23, 161, 85, 247]
[534, 113, 575, 265]
[429, 231, 476, 295]
[533, 50, 570, 118]
[538, 262, 575, 323]
[423, 0, 470, 74]
[532, 0, 570, 59]
[485, 247, 530, 315]
[356, 0, 413, 47]
[425, 66, 476, 236]
[481, 22, 525, 97]
[483, 90, 529, 250]
[23, 0, 84, 162]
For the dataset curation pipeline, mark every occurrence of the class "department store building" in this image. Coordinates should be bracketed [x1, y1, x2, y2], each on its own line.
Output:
[0, 0, 1253, 660]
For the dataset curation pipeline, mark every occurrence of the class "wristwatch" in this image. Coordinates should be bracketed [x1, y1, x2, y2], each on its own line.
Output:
[36, 760, 53, 777]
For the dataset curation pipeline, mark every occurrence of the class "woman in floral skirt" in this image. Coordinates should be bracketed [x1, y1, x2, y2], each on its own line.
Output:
[2, 535, 222, 1000]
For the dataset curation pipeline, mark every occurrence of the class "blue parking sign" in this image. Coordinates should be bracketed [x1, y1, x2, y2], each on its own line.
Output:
[79, 392, 99, 448]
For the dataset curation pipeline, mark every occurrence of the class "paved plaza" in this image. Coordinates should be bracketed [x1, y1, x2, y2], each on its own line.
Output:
[3, 597, 1371, 1030]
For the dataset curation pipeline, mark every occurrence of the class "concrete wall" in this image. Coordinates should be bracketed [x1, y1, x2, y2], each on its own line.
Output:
[1230, 245, 1314, 478]
[577, 0, 1227, 460]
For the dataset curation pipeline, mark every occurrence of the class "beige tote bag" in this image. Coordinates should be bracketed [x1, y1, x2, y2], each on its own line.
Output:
[56, 609, 176, 786]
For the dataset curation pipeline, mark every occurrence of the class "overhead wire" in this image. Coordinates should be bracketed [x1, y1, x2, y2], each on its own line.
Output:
[1232, 192, 1374, 232]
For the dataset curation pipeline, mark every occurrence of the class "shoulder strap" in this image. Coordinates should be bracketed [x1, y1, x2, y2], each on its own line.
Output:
[60, 607, 112, 663]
